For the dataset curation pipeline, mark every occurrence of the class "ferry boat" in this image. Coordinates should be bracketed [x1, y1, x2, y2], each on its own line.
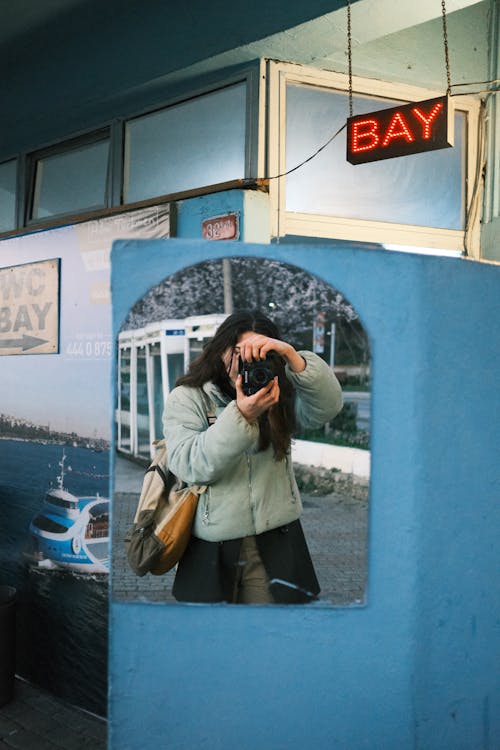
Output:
[25, 451, 110, 573]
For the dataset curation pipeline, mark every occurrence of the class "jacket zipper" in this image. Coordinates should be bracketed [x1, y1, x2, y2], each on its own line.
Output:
[247, 454, 255, 521]
[285, 455, 298, 503]
[202, 489, 210, 525]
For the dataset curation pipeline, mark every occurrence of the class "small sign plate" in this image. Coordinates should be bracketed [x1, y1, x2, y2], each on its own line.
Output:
[202, 213, 239, 241]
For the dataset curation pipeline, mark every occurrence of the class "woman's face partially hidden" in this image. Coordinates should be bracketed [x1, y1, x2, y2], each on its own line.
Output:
[223, 331, 254, 386]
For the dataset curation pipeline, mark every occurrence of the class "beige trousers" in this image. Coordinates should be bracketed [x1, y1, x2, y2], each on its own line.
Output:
[233, 535, 274, 604]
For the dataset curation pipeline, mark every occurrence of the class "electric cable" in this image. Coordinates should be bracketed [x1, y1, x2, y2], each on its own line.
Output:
[463, 100, 487, 257]
[451, 88, 499, 97]
[451, 78, 500, 88]
[263, 122, 347, 183]
[259, 81, 495, 183]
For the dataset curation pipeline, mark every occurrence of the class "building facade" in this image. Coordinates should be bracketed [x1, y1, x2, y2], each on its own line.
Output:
[0, 2, 498, 748]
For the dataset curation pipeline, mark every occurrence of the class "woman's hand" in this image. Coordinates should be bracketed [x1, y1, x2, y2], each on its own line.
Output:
[235, 374, 280, 423]
[237, 334, 306, 373]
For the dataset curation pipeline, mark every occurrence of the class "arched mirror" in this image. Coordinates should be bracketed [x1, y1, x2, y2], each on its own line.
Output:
[112, 256, 371, 606]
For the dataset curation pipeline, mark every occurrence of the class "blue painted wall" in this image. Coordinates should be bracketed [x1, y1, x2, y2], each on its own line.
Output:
[176, 192, 245, 239]
[110, 238, 499, 750]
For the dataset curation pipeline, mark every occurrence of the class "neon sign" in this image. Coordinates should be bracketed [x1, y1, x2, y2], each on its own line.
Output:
[346, 96, 454, 165]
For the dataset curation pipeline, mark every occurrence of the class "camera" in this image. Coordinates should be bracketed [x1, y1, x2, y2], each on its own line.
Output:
[239, 352, 279, 396]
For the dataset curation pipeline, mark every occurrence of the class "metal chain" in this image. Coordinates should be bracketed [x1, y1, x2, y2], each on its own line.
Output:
[441, 0, 452, 95]
[347, 0, 353, 117]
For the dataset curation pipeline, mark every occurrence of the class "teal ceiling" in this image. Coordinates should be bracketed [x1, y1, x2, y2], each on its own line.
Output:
[0, 0, 490, 158]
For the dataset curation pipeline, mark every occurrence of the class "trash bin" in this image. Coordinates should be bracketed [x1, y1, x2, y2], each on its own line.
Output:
[0, 585, 16, 706]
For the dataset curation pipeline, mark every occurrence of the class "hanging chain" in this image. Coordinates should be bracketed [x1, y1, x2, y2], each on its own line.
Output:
[347, 0, 353, 117]
[441, 0, 452, 95]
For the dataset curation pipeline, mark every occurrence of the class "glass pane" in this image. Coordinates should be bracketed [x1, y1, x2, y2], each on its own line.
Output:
[166, 352, 184, 395]
[119, 348, 131, 451]
[189, 338, 205, 363]
[0, 159, 17, 232]
[112, 258, 371, 607]
[32, 139, 109, 219]
[286, 84, 465, 230]
[136, 347, 150, 458]
[151, 345, 164, 442]
[125, 83, 246, 202]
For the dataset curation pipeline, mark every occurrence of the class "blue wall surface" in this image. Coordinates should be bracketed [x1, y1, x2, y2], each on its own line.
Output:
[110, 239, 499, 750]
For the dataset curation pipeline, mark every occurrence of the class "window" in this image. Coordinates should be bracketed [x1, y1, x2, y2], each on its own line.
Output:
[118, 347, 132, 452]
[286, 84, 465, 231]
[29, 132, 110, 221]
[268, 62, 480, 255]
[136, 346, 150, 459]
[124, 83, 247, 202]
[151, 343, 165, 442]
[2, 66, 262, 233]
[0, 159, 17, 232]
[32, 514, 68, 534]
[47, 496, 77, 510]
[117, 318, 230, 459]
[166, 353, 184, 402]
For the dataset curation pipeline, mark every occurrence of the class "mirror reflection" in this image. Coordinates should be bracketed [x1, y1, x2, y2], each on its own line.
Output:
[112, 257, 370, 605]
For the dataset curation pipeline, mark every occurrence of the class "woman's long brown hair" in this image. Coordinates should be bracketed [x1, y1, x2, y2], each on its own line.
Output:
[176, 311, 296, 460]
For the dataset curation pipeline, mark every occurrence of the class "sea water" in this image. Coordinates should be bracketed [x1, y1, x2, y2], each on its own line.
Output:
[0, 439, 109, 716]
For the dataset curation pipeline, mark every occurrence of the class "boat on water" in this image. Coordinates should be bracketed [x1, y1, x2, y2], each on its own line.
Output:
[25, 451, 110, 574]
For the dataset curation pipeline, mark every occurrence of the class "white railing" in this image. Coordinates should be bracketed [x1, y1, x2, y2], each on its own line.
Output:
[292, 439, 370, 479]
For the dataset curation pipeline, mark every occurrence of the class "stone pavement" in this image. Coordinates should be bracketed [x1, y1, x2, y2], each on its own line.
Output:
[0, 678, 106, 750]
[112, 453, 369, 605]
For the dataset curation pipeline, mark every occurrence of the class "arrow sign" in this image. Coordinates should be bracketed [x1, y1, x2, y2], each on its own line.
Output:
[0, 334, 49, 351]
[0, 259, 60, 356]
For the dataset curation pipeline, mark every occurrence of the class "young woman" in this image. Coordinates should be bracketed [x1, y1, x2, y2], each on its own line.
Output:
[163, 311, 343, 604]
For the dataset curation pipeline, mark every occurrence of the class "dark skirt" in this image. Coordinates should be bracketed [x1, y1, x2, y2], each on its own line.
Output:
[172, 519, 320, 605]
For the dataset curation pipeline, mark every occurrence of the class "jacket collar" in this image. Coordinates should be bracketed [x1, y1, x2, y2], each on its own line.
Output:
[202, 380, 231, 408]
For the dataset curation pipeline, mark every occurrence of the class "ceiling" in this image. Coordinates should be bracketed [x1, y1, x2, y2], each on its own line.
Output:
[0, 0, 89, 46]
[0, 0, 490, 158]
[160, 0, 488, 92]
[0, 0, 485, 64]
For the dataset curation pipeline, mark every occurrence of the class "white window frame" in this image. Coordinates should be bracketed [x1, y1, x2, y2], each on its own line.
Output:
[117, 323, 188, 459]
[267, 61, 481, 258]
[116, 316, 227, 458]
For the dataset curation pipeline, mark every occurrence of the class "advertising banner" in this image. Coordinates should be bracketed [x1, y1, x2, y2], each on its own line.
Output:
[0, 205, 170, 714]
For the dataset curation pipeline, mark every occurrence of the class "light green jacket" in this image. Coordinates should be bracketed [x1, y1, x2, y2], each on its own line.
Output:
[163, 351, 343, 542]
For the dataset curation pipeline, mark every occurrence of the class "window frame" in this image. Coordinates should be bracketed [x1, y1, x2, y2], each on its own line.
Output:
[117, 342, 135, 456]
[122, 63, 266, 204]
[267, 61, 481, 257]
[0, 157, 18, 233]
[25, 128, 112, 226]
[1, 63, 264, 237]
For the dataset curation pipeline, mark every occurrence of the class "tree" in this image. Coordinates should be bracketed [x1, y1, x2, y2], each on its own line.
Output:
[121, 257, 370, 369]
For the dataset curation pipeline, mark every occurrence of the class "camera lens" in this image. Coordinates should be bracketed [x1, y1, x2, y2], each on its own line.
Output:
[239, 353, 278, 396]
[252, 366, 269, 384]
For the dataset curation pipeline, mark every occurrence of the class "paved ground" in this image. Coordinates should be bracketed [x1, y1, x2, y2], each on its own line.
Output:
[113, 454, 369, 605]
[0, 678, 106, 750]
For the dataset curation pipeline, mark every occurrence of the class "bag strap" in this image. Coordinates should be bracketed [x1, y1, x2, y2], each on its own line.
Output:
[199, 388, 217, 425]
